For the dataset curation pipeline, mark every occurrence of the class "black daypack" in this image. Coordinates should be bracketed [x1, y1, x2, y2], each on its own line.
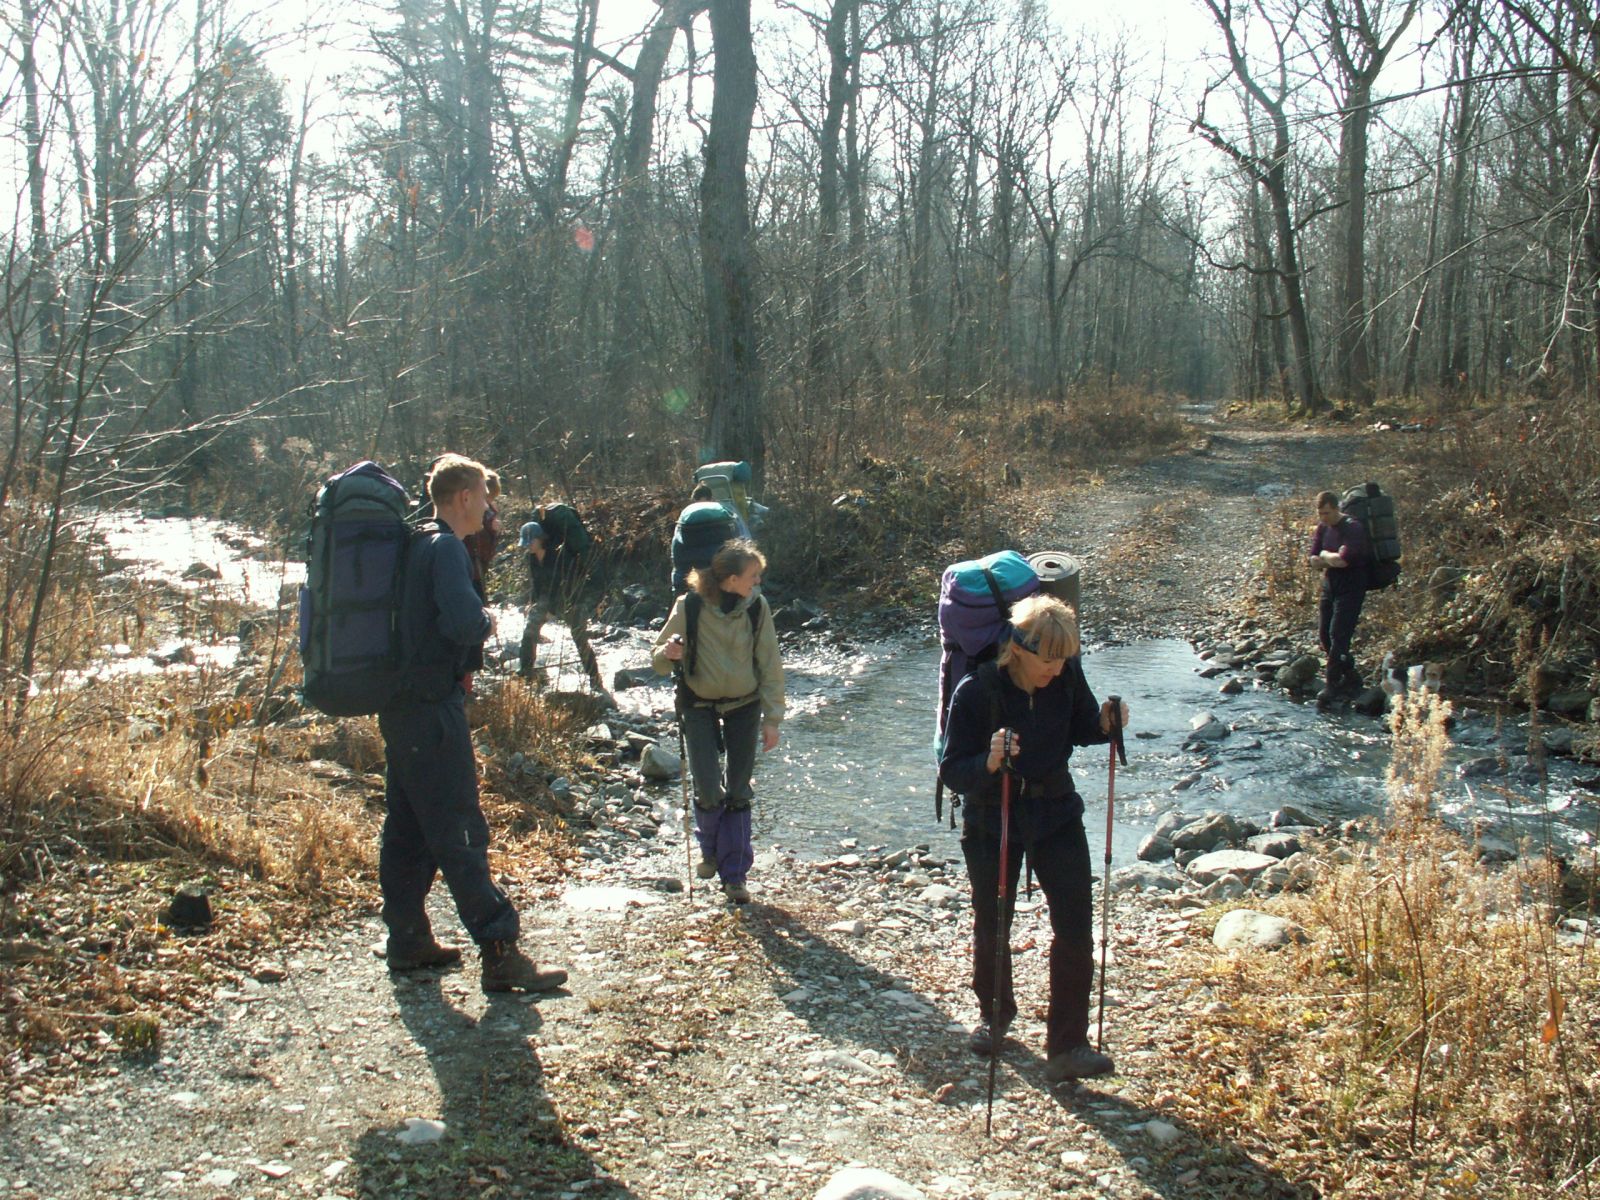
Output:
[1339, 482, 1403, 590]
[298, 461, 421, 717]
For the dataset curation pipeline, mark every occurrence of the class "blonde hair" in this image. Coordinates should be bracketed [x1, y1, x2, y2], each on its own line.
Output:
[425, 453, 488, 507]
[689, 539, 766, 602]
[997, 593, 1080, 665]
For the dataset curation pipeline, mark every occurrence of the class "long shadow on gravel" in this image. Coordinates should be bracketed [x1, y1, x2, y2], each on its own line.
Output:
[744, 902, 1312, 1199]
[1041, 1083, 1318, 1200]
[346, 975, 640, 1199]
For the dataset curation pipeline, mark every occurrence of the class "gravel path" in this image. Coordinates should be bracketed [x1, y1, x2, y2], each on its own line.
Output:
[1, 416, 1374, 1200]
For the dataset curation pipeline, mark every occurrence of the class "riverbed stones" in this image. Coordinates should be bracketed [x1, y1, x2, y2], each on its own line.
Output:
[1185, 712, 1230, 745]
[1114, 864, 1187, 893]
[1137, 833, 1174, 862]
[1270, 805, 1322, 829]
[1213, 909, 1306, 952]
[1186, 849, 1277, 884]
[1275, 655, 1320, 690]
[1246, 832, 1301, 859]
[1170, 813, 1243, 853]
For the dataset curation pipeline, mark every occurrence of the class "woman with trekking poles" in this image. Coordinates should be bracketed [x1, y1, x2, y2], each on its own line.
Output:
[939, 594, 1130, 1083]
[652, 540, 785, 905]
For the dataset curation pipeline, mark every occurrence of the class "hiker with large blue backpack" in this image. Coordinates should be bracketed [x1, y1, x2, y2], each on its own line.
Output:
[298, 455, 567, 994]
[937, 561, 1131, 1085]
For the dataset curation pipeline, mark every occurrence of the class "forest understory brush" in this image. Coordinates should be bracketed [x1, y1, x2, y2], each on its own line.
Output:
[1162, 692, 1599, 1197]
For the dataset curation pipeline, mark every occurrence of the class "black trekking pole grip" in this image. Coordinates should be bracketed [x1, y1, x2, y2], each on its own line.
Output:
[1106, 694, 1127, 765]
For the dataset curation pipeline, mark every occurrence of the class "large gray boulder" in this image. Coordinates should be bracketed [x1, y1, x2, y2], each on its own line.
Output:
[639, 743, 681, 781]
[1246, 832, 1302, 860]
[1275, 655, 1321, 691]
[1171, 812, 1243, 853]
[1187, 849, 1278, 884]
[1137, 832, 1175, 862]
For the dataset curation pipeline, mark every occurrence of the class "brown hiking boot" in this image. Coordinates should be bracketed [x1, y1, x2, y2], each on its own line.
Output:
[481, 941, 568, 993]
[386, 935, 463, 972]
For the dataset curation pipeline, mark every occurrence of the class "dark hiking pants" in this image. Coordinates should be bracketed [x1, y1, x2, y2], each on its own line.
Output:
[962, 814, 1095, 1057]
[1318, 587, 1367, 690]
[378, 699, 519, 946]
[681, 698, 760, 884]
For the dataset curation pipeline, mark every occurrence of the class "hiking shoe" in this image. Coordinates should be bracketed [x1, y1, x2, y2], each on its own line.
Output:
[1315, 688, 1336, 711]
[722, 880, 751, 905]
[1044, 1044, 1115, 1082]
[386, 936, 463, 972]
[696, 856, 718, 880]
[968, 1018, 1012, 1058]
[481, 941, 568, 993]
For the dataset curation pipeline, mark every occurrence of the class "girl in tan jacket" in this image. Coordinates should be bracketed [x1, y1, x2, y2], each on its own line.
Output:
[653, 541, 785, 904]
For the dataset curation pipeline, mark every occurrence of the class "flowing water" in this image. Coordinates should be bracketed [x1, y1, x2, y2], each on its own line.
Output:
[600, 625, 1598, 868]
[93, 516, 1600, 867]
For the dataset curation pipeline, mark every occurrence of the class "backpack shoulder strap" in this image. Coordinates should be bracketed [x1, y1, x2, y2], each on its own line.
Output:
[684, 591, 703, 676]
[980, 565, 1009, 615]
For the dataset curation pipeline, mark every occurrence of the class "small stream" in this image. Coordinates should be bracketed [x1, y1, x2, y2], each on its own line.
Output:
[91, 515, 1600, 867]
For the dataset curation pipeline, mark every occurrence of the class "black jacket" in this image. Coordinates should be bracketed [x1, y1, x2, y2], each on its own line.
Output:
[938, 659, 1107, 844]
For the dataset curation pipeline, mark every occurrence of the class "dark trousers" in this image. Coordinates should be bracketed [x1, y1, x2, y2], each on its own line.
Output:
[1318, 587, 1367, 689]
[519, 599, 602, 690]
[681, 698, 760, 884]
[378, 699, 519, 946]
[962, 814, 1094, 1057]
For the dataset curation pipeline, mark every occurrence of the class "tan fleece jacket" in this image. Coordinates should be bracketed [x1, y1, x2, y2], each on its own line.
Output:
[652, 591, 786, 726]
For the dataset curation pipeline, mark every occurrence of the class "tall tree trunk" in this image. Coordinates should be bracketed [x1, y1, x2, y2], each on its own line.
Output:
[1334, 75, 1375, 402]
[807, 0, 855, 383]
[699, 0, 763, 479]
[610, 0, 702, 389]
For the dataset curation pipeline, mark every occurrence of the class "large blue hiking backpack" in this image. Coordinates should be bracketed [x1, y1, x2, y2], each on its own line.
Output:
[297, 461, 418, 717]
[671, 500, 741, 591]
[934, 550, 1041, 822]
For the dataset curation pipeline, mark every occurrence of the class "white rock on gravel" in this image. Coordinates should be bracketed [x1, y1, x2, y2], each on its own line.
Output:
[1213, 909, 1306, 952]
[814, 1166, 928, 1200]
[200, 1169, 240, 1187]
[1144, 1120, 1180, 1145]
[394, 1117, 447, 1145]
[804, 1050, 876, 1076]
[917, 884, 962, 908]
[827, 920, 867, 937]
[560, 885, 663, 912]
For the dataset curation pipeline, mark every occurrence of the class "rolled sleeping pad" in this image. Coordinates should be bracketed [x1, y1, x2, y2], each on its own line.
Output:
[1027, 550, 1082, 611]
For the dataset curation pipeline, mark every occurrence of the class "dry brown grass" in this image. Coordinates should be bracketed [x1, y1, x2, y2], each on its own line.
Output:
[1160, 692, 1600, 1196]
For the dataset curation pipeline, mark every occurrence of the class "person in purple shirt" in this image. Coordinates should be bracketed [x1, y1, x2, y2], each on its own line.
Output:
[1308, 489, 1370, 709]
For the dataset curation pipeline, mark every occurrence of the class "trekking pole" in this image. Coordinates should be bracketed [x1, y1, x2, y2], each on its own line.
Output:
[1097, 696, 1127, 1052]
[985, 730, 1014, 1138]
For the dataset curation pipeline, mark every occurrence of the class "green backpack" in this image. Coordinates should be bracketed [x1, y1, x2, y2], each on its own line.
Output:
[537, 503, 592, 557]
